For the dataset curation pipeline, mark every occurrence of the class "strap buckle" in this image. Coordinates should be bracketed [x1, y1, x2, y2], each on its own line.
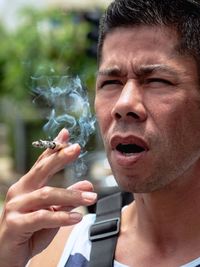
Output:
[89, 217, 120, 241]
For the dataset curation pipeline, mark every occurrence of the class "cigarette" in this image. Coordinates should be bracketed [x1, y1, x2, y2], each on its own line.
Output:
[32, 140, 65, 150]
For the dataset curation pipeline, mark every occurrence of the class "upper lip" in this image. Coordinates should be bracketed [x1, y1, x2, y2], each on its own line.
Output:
[110, 135, 149, 151]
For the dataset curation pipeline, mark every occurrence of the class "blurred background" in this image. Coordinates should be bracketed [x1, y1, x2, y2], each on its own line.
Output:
[0, 0, 119, 213]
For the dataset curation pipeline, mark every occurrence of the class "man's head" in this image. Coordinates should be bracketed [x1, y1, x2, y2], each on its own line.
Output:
[98, 0, 200, 68]
[95, 0, 200, 193]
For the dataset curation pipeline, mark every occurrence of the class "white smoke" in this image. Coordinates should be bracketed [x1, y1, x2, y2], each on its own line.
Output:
[32, 68, 96, 177]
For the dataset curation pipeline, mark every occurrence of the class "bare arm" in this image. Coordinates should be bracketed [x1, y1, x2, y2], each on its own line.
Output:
[28, 225, 74, 267]
[0, 129, 97, 267]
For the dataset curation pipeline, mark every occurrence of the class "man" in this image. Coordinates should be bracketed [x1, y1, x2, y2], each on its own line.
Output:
[1, 0, 200, 266]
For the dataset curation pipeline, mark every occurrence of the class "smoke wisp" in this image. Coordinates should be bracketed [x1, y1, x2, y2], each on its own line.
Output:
[32, 68, 96, 178]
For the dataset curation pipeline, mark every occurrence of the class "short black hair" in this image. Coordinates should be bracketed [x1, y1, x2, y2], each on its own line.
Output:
[98, 0, 200, 66]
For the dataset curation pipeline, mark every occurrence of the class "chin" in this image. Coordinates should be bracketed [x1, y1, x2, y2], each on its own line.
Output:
[114, 172, 168, 193]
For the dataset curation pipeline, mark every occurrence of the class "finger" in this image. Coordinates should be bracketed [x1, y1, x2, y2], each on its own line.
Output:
[32, 128, 70, 166]
[48, 181, 95, 212]
[54, 128, 69, 143]
[20, 143, 81, 191]
[8, 186, 97, 212]
[67, 180, 94, 192]
[29, 210, 83, 230]
[7, 210, 83, 234]
[43, 128, 70, 154]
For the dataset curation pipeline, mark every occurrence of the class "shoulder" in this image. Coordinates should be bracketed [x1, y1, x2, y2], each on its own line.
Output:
[28, 213, 96, 267]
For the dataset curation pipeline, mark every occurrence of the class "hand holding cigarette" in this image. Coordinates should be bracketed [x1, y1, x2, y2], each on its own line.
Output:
[0, 128, 97, 267]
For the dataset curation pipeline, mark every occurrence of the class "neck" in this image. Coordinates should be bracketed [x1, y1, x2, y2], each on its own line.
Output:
[124, 172, 200, 251]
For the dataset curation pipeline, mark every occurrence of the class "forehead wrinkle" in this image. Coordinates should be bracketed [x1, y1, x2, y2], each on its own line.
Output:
[133, 64, 180, 78]
[97, 64, 181, 81]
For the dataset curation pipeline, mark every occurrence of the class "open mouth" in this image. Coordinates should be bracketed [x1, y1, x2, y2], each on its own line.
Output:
[116, 143, 146, 155]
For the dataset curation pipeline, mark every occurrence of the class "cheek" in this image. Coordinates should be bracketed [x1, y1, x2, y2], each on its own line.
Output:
[148, 93, 193, 129]
[95, 96, 113, 134]
[96, 108, 112, 135]
[160, 100, 200, 156]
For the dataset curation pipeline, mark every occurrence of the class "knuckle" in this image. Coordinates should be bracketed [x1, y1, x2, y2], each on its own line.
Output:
[33, 209, 47, 222]
[5, 216, 13, 229]
[66, 189, 82, 205]
[5, 213, 19, 229]
[6, 184, 18, 200]
[39, 186, 53, 200]
[56, 211, 67, 222]
[4, 201, 13, 214]
[66, 189, 77, 199]
[4, 195, 20, 215]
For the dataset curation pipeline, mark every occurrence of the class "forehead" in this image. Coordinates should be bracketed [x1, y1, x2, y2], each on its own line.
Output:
[99, 25, 183, 71]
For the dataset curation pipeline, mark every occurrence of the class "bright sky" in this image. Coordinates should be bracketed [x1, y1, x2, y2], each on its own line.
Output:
[0, 0, 46, 30]
[0, 0, 112, 31]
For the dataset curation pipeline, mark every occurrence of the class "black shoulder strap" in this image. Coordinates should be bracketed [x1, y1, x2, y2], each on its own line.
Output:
[89, 192, 133, 267]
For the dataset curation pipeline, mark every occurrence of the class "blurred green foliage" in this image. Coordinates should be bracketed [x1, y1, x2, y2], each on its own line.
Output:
[0, 7, 99, 171]
[0, 7, 97, 105]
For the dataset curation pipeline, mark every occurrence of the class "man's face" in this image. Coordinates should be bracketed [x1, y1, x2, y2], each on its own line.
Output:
[95, 25, 200, 193]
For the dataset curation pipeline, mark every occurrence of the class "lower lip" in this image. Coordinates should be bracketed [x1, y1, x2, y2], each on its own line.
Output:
[112, 149, 147, 167]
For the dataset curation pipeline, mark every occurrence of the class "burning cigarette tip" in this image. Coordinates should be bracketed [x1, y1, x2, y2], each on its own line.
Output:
[32, 140, 58, 149]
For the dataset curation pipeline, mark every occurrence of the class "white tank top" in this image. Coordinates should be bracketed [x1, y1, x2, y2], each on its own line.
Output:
[57, 214, 200, 267]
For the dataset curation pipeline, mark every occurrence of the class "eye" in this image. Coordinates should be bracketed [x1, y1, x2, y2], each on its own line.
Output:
[100, 79, 123, 88]
[145, 78, 173, 86]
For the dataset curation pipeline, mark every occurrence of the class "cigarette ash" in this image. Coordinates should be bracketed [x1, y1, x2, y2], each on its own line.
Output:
[32, 68, 96, 178]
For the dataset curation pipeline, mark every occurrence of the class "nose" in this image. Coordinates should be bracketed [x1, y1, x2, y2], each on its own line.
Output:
[111, 80, 147, 122]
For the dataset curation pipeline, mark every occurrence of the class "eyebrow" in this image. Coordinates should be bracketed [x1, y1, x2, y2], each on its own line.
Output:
[97, 64, 180, 79]
[97, 67, 126, 77]
[135, 64, 180, 77]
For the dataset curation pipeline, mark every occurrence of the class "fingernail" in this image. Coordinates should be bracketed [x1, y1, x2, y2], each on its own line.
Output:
[82, 192, 97, 201]
[67, 180, 86, 190]
[69, 212, 82, 222]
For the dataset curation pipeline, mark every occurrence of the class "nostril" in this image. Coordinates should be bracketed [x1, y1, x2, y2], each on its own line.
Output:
[115, 111, 140, 120]
[115, 113, 121, 119]
[127, 112, 140, 119]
